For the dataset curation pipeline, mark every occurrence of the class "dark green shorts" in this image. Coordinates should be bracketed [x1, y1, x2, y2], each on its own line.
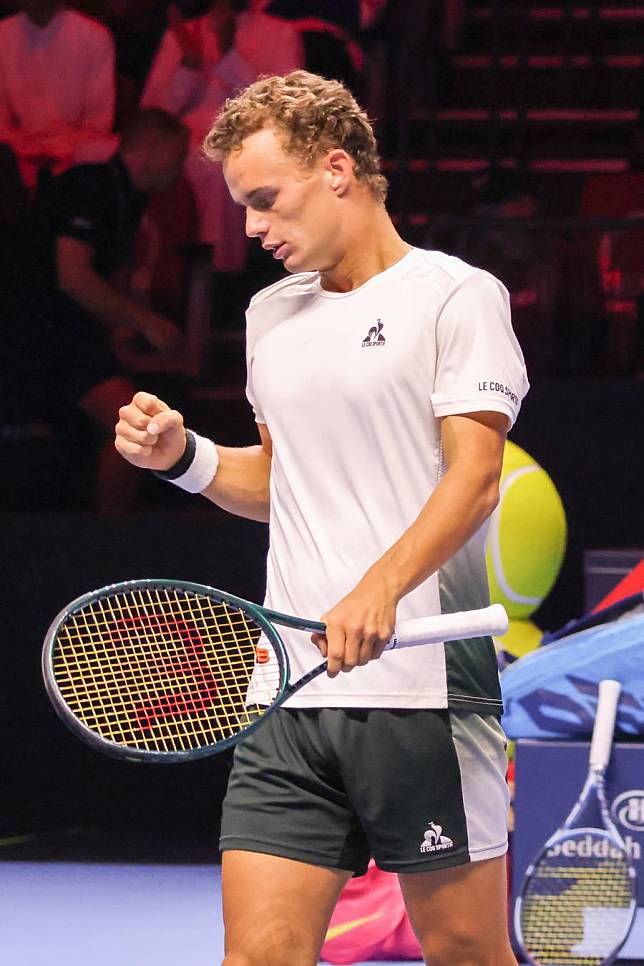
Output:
[220, 707, 509, 875]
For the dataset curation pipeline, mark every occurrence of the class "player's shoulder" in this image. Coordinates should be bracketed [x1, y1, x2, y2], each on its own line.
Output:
[247, 271, 319, 314]
[405, 248, 510, 315]
[404, 247, 495, 293]
[245, 272, 319, 357]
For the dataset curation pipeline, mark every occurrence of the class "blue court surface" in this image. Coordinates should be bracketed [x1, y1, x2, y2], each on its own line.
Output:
[0, 860, 421, 966]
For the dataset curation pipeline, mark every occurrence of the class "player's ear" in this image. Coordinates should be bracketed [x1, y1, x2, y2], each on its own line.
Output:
[325, 149, 353, 195]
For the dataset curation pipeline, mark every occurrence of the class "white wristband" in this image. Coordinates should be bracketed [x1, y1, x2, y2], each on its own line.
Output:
[155, 430, 220, 494]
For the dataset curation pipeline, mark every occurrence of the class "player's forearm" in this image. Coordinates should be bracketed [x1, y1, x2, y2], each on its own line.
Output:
[201, 444, 271, 523]
[368, 462, 500, 603]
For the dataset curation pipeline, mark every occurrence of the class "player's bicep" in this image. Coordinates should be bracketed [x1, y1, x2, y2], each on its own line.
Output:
[440, 411, 507, 485]
[257, 421, 273, 459]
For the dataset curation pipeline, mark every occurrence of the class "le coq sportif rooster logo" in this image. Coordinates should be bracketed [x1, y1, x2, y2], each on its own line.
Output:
[420, 821, 453, 853]
[362, 319, 386, 347]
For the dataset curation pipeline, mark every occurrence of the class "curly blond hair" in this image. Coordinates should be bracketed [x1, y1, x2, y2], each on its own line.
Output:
[204, 71, 388, 203]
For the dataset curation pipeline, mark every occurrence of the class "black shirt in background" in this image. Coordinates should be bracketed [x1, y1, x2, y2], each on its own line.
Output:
[40, 153, 147, 283]
[23, 154, 149, 403]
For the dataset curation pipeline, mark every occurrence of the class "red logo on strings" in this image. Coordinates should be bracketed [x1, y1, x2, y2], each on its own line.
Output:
[107, 612, 218, 730]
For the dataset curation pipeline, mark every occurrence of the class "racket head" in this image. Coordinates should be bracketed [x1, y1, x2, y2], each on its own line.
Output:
[514, 825, 637, 966]
[42, 579, 292, 762]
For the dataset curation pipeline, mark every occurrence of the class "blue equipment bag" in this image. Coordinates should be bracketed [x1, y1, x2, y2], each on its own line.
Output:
[501, 596, 644, 739]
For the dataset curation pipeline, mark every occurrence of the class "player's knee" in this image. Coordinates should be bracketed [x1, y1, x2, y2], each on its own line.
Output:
[223, 917, 319, 966]
[418, 922, 514, 966]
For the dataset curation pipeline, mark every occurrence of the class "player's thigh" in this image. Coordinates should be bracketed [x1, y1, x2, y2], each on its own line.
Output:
[399, 856, 515, 966]
[222, 849, 351, 966]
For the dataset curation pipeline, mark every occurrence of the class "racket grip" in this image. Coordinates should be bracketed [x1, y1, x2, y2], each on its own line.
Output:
[590, 678, 621, 771]
[386, 604, 509, 650]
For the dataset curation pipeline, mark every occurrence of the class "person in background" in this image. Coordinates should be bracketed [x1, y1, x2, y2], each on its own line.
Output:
[258, 1, 365, 93]
[71, 0, 176, 100]
[0, 1, 19, 19]
[35, 108, 189, 513]
[580, 121, 644, 221]
[141, 0, 303, 272]
[0, 0, 117, 190]
[579, 120, 644, 374]
[425, 169, 557, 375]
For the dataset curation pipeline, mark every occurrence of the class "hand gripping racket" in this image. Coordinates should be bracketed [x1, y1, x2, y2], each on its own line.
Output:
[514, 679, 637, 966]
[42, 578, 507, 763]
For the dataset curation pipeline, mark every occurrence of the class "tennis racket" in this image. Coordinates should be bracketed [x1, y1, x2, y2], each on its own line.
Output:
[42, 578, 508, 763]
[514, 678, 637, 966]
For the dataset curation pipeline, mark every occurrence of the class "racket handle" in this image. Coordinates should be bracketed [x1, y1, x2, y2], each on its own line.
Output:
[590, 678, 621, 771]
[386, 604, 509, 650]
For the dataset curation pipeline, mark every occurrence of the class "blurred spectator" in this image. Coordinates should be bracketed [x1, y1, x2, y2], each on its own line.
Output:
[0, 140, 27, 225]
[72, 0, 174, 95]
[0, 1, 117, 190]
[581, 122, 644, 218]
[579, 122, 644, 374]
[33, 108, 189, 513]
[250, 2, 391, 95]
[427, 168, 542, 292]
[142, 1, 303, 271]
[360, 0, 387, 30]
[425, 169, 558, 373]
[259, 1, 364, 93]
[437, 167, 608, 375]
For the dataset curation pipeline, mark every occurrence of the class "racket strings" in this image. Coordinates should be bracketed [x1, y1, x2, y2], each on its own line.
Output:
[520, 847, 633, 965]
[52, 588, 282, 753]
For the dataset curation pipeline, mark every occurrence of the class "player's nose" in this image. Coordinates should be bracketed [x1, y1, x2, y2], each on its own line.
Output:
[245, 209, 269, 239]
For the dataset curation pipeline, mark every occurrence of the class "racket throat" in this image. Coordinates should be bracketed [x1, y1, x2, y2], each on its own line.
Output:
[261, 607, 325, 635]
[283, 662, 328, 699]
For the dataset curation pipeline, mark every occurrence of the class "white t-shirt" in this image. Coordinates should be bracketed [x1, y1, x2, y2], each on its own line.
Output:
[245, 247, 529, 712]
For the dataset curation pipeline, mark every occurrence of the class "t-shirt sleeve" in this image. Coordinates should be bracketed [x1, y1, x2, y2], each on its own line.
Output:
[430, 270, 529, 428]
[47, 170, 103, 252]
[245, 309, 266, 424]
[245, 364, 265, 424]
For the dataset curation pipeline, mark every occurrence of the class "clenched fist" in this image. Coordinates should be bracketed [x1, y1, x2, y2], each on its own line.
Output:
[114, 391, 187, 471]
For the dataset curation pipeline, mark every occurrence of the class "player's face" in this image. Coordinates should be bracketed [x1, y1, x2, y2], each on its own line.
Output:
[223, 126, 346, 274]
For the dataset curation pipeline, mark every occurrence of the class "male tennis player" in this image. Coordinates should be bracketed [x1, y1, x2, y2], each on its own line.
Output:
[115, 71, 528, 965]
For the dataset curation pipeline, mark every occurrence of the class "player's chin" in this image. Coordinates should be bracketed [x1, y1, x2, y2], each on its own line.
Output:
[284, 249, 319, 274]
[282, 251, 302, 273]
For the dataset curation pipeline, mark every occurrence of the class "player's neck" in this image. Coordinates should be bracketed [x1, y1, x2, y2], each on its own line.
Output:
[319, 208, 411, 293]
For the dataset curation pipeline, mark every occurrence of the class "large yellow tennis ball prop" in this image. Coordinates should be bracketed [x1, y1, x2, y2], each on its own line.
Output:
[486, 442, 567, 619]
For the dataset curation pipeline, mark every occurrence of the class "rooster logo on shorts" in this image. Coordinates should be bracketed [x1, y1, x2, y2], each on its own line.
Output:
[420, 821, 453, 853]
